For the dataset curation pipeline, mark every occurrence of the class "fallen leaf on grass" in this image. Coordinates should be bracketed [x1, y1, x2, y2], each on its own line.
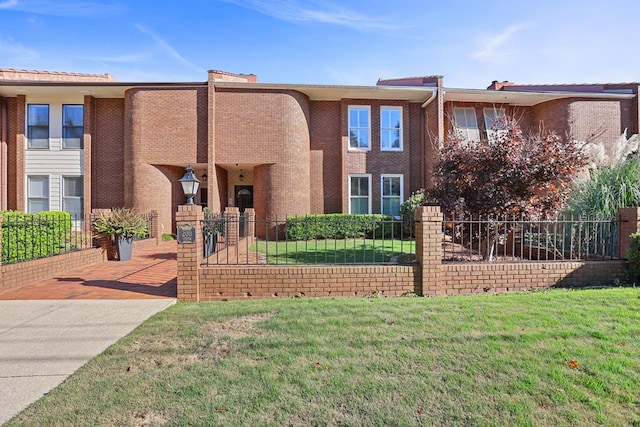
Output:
[216, 408, 227, 413]
[315, 362, 322, 368]
[539, 403, 548, 409]
[568, 360, 580, 368]
[417, 408, 424, 415]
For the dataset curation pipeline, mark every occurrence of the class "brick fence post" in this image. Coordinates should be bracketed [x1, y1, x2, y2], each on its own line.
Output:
[245, 208, 255, 238]
[149, 209, 160, 245]
[415, 205, 444, 296]
[224, 207, 240, 246]
[618, 207, 640, 259]
[176, 204, 203, 302]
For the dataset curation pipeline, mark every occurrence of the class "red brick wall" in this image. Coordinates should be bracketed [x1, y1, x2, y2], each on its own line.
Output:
[199, 265, 418, 300]
[567, 99, 625, 144]
[92, 98, 125, 208]
[6, 97, 17, 209]
[124, 87, 208, 231]
[440, 261, 625, 295]
[340, 99, 417, 213]
[0, 248, 107, 293]
[310, 101, 342, 213]
[215, 88, 311, 220]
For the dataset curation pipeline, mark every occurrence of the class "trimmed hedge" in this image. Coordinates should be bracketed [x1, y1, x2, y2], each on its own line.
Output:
[285, 214, 402, 240]
[1, 211, 73, 264]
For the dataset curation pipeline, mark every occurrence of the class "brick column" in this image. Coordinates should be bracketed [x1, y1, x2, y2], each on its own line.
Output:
[245, 208, 255, 238]
[149, 209, 160, 245]
[415, 206, 444, 296]
[224, 207, 240, 246]
[618, 207, 640, 259]
[176, 204, 203, 302]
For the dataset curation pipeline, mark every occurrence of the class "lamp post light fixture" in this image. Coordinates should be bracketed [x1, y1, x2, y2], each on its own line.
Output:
[179, 165, 200, 205]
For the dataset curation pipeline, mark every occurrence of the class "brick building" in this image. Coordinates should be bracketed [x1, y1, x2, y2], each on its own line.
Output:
[0, 69, 637, 232]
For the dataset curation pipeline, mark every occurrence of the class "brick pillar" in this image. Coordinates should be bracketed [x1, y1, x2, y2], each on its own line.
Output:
[618, 207, 640, 259]
[415, 206, 443, 296]
[245, 208, 255, 237]
[224, 207, 240, 246]
[176, 204, 203, 302]
[149, 209, 160, 245]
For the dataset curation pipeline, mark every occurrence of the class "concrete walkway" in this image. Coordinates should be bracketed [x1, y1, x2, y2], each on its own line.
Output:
[0, 242, 179, 424]
[0, 299, 176, 425]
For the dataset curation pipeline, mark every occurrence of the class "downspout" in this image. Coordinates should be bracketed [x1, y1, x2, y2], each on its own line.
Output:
[0, 98, 7, 211]
[420, 89, 437, 189]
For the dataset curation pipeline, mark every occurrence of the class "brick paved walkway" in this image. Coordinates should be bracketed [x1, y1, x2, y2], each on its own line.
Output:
[0, 242, 177, 300]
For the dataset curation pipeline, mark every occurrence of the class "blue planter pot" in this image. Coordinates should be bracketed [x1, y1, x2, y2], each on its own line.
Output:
[116, 236, 134, 261]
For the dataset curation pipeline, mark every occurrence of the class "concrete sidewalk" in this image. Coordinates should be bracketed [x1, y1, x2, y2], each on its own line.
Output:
[0, 299, 176, 425]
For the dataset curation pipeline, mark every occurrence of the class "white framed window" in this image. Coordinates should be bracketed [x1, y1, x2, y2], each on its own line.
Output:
[62, 176, 83, 218]
[483, 107, 507, 141]
[62, 105, 84, 149]
[381, 174, 403, 217]
[27, 175, 49, 213]
[27, 104, 49, 149]
[380, 106, 402, 151]
[348, 106, 370, 150]
[349, 174, 371, 214]
[453, 107, 480, 142]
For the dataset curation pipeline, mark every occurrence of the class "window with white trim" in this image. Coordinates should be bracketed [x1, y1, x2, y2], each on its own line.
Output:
[380, 106, 402, 151]
[348, 106, 370, 150]
[63, 176, 83, 218]
[62, 105, 84, 149]
[381, 174, 403, 217]
[483, 107, 507, 141]
[27, 176, 49, 213]
[349, 174, 371, 214]
[453, 107, 480, 142]
[27, 104, 49, 149]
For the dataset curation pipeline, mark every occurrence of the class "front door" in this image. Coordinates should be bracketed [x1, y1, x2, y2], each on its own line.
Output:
[235, 185, 253, 213]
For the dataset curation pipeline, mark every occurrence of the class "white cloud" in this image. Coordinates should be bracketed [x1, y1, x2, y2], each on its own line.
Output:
[134, 24, 203, 73]
[0, 0, 18, 8]
[471, 24, 529, 62]
[221, 0, 399, 32]
[0, 35, 39, 61]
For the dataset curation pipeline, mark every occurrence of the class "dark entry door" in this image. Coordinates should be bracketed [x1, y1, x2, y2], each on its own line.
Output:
[235, 185, 253, 213]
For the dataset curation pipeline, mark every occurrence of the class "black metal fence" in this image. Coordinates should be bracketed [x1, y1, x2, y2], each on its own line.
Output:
[201, 214, 415, 266]
[2, 215, 95, 265]
[442, 214, 619, 262]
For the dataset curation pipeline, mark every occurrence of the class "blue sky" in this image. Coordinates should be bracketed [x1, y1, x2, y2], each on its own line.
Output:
[0, 0, 638, 88]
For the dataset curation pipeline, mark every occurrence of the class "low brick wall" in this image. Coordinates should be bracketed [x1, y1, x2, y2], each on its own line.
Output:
[199, 265, 418, 300]
[440, 261, 626, 296]
[0, 247, 107, 293]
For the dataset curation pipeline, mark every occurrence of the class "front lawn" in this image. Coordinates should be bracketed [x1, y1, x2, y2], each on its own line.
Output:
[7, 288, 640, 426]
[250, 238, 415, 264]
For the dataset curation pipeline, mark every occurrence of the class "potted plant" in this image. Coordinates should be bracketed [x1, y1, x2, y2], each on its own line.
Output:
[203, 208, 225, 257]
[93, 208, 149, 261]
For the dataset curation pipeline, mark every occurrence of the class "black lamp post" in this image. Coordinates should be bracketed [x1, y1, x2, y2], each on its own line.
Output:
[179, 165, 200, 205]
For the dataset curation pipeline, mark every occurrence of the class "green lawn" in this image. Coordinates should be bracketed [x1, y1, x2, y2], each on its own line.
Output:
[7, 288, 640, 426]
[250, 238, 416, 264]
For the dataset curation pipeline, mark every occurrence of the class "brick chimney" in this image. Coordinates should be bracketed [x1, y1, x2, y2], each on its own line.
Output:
[487, 80, 515, 91]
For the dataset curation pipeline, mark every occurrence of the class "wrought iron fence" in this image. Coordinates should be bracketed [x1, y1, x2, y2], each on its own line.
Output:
[2, 214, 95, 265]
[442, 214, 619, 262]
[201, 214, 415, 266]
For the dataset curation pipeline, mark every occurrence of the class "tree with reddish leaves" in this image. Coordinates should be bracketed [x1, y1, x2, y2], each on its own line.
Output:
[431, 116, 588, 259]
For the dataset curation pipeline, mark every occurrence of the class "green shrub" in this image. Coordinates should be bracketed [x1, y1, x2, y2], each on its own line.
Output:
[285, 214, 401, 240]
[626, 233, 640, 284]
[399, 189, 438, 236]
[1, 211, 73, 264]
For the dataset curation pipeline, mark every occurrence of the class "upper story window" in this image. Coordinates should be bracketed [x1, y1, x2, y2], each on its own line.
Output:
[483, 107, 507, 141]
[348, 106, 370, 150]
[27, 104, 49, 149]
[62, 105, 84, 149]
[380, 107, 402, 151]
[453, 107, 480, 142]
[349, 174, 371, 214]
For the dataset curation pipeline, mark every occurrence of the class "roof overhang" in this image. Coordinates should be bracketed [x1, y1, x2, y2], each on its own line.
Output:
[213, 81, 437, 102]
[444, 87, 635, 106]
[0, 81, 206, 98]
